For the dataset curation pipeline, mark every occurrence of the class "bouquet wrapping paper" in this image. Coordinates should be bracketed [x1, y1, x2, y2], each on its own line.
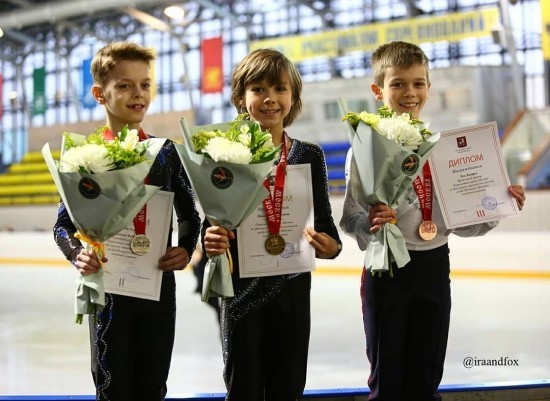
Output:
[339, 98, 440, 274]
[43, 131, 166, 322]
[175, 118, 277, 300]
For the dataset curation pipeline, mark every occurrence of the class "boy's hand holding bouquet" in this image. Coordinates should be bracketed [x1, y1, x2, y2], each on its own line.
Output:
[339, 99, 439, 275]
[43, 126, 166, 322]
[175, 114, 280, 300]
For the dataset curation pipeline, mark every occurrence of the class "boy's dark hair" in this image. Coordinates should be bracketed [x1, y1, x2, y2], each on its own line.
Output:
[91, 42, 155, 87]
[231, 48, 303, 127]
[371, 41, 430, 87]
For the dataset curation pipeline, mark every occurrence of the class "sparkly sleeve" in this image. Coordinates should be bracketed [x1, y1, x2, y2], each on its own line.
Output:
[52, 202, 83, 266]
[298, 142, 342, 259]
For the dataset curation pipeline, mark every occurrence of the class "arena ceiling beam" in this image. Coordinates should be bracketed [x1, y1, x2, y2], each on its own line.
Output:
[0, 0, 161, 30]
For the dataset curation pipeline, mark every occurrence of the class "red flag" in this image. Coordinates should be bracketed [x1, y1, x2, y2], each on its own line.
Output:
[201, 37, 223, 94]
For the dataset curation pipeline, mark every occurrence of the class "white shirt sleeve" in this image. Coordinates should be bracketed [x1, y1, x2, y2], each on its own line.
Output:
[451, 220, 500, 237]
[339, 149, 372, 251]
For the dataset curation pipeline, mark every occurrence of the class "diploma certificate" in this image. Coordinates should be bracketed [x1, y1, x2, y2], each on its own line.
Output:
[429, 122, 520, 229]
[237, 164, 315, 278]
[103, 190, 174, 300]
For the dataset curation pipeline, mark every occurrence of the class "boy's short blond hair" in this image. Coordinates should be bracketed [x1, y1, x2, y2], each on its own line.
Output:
[371, 41, 430, 87]
[91, 42, 155, 87]
[231, 48, 303, 128]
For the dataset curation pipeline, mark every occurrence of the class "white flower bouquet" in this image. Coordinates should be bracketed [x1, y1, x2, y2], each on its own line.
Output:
[339, 99, 440, 275]
[342, 105, 432, 152]
[175, 114, 280, 300]
[42, 125, 166, 322]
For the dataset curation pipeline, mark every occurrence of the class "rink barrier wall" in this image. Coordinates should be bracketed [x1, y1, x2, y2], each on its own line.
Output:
[1, 380, 550, 401]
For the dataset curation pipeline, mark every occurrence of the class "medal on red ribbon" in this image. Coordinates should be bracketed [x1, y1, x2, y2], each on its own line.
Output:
[262, 135, 288, 255]
[104, 126, 152, 255]
[131, 204, 151, 255]
[413, 161, 437, 241]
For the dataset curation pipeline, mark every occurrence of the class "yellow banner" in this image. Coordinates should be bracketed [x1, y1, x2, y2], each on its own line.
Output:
[251, 8, 500, 62]
[542, 0, 550, 60]
[148, 47, 157, 100]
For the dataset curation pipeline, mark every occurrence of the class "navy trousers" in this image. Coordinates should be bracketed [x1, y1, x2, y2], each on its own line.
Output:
[89, 272, 176, 401]
[225, 273, 311, 401]
[361, 244, 451, 401]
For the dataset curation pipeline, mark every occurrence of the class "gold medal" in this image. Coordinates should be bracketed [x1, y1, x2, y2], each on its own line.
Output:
[131, 234, 151, 256]
[265, 234, 286, 255]
[418, 220, 437, 241]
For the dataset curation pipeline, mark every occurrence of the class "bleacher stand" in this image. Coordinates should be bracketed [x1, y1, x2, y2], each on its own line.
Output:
[320, 142, 349, 194]
[0, 151, 60, 206]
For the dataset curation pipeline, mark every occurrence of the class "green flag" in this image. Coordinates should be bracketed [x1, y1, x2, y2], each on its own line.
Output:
[33, 67, 46, 116]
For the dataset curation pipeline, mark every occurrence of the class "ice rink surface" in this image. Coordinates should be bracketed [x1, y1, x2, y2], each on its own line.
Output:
[1, 226, 549, 396]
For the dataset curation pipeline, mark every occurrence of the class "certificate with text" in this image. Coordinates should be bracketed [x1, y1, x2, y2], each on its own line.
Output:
[103, 190, 174, 300]
[237, 164, 315, 278]
[429, 122, 520, 229]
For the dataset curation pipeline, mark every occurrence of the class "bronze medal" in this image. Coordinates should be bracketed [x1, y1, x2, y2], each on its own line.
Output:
[265, 234, 286, 255]
[418, 220, 437, 241]
[130, 234, 151, 256]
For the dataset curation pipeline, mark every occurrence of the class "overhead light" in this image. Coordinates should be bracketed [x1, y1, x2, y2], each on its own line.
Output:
[0, 27, 4, 38]
[124, 7, 171, 32]
[164, 5, 185, 20]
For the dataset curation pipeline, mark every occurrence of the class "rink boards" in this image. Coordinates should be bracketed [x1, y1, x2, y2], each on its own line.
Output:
[2, 380, 550, 401]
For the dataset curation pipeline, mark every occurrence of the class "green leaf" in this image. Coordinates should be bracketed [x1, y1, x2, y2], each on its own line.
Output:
[119, 125, 129, 142]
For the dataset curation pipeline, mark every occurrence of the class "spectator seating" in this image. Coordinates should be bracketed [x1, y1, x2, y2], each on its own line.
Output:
[0, 151, 60, 206]
[0, 142, 349, 206]
[320, 142, 349, 194]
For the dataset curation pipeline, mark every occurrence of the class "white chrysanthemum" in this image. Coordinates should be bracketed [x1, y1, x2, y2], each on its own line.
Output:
[59, 144, 114, 173]
[204, 137, 252, 164]
[120, 128, 140, 151]
[376, 114, 423, 151]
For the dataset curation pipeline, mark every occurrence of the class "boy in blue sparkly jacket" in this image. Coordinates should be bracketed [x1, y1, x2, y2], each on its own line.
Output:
[53, 42, 200, 401]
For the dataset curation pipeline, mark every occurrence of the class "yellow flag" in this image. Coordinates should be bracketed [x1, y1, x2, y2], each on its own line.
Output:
[148, 47, 157, 100]
[542, 0, 550, 60]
